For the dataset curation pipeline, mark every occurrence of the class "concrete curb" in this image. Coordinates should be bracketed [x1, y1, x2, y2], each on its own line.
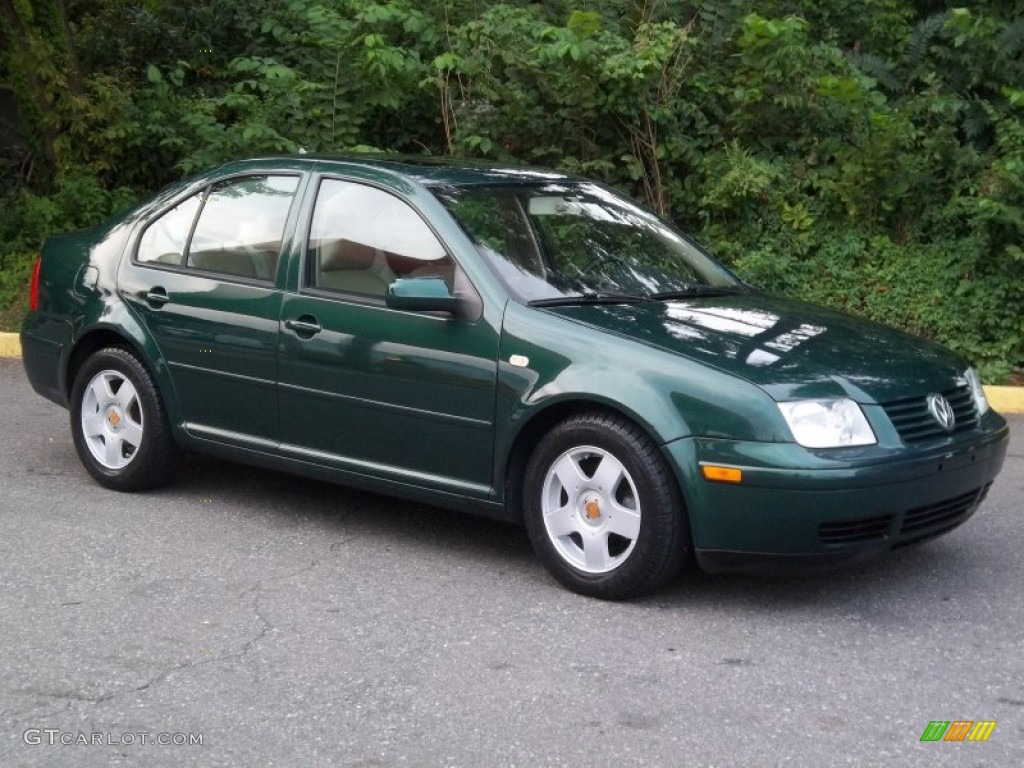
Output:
[984, 386, 1024, 415]
[1, 331, 1022, 412]
[0, 332, 20, 358]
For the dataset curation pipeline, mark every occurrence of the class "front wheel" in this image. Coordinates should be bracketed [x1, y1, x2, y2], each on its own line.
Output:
[70, 347, 181, 491]
[523, 412, 688, 599]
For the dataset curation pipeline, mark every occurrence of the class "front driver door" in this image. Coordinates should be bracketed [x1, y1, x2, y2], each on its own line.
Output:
[277, 177, 499, 498]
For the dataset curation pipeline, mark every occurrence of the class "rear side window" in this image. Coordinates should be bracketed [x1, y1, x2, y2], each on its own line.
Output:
[136, 195, 202, 266]
[136, 175, 299, 281]
[188, 176, 299, 279]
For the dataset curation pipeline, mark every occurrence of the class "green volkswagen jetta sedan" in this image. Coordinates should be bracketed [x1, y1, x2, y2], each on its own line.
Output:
[21, 156, 1009, 598]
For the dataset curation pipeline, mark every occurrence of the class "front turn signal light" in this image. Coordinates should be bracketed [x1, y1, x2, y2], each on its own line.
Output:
[701, 465, 743, 484]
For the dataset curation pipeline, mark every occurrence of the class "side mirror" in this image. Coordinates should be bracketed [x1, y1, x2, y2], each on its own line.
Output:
[385, 276, 462, 315]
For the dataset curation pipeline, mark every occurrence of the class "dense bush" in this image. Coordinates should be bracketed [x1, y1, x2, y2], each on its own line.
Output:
[1, 1, 1021, 380]
[0, 172, 136, 328]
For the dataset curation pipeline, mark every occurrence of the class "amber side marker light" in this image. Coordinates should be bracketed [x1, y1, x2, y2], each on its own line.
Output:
[701, 465, 743, 484]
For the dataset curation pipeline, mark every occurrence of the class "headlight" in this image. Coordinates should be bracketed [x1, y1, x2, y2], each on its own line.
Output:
[965, 367, 990, 416]
[777, 399, 877, 448]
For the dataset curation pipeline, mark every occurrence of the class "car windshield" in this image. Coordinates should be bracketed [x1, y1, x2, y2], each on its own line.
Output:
[432, 182, 744, 304]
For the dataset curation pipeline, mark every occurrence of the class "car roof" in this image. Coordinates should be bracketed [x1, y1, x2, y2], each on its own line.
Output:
[212, 154, 580, 188]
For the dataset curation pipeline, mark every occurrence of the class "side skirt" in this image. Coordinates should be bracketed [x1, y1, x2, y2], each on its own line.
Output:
[182, 432, 513, 524]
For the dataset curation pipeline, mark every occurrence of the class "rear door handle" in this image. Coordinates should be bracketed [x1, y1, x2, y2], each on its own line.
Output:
[285, 316, 322, 337]
[145, 287, 169, 307]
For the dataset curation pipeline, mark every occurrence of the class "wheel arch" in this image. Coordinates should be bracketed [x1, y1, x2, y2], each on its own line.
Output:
[502, 396, 689, 526]
[68, 337, 184, 491]
[67, 328, 136, 395]
[64, 323, 183, 432]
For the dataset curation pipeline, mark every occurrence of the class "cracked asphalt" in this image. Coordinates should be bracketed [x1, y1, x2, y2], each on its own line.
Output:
[1, 358, 1022, 767]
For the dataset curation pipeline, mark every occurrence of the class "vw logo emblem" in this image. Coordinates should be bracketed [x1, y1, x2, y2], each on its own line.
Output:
[926, 394, 956, 431]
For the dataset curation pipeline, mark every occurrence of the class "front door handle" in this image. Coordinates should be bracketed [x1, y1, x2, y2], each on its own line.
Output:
[145, 287, 169, 308]
[285, 316, 322, 337]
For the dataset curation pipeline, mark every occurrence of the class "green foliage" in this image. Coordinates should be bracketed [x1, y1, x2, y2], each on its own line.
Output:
[0, 171, 136, 328]
[0, 254, 35, 332]
[1, 0, 1022, 380]
[734, 228, 1022, 383]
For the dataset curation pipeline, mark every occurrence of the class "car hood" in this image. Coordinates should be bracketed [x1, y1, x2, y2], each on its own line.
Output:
[544, 293, 968, 403]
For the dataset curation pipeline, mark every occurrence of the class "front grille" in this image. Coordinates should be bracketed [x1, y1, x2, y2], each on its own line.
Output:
[819, 514, 894, 545]
[895, 483, 991, 546]
[817, 483, 991, 549]
[882, 384, 978, 443]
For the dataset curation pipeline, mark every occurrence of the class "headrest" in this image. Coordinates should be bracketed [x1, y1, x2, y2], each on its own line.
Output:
[320, 239, 376, 271]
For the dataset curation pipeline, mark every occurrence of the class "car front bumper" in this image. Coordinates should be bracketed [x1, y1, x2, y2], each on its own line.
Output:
[665, 413, 1010, 574]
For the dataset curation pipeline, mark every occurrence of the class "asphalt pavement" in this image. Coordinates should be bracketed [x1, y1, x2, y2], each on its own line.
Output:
[1, 358, 1021, 767]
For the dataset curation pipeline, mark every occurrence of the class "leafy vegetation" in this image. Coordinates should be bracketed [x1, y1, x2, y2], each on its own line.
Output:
[2, 0, 1022, 380]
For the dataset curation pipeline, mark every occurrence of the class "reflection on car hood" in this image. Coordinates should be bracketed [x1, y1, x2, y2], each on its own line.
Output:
[544, 294, 967, 402]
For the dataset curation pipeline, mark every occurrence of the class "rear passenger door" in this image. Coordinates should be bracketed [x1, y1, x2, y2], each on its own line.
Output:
[119, 173, 303, 446]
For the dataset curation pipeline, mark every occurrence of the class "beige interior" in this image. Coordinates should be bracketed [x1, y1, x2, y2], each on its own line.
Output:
[317, 239, 396, 295]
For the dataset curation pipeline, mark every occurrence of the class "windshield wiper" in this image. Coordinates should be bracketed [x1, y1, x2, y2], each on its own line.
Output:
[648, 285, 753, 300]
[528, 291, 653, 307]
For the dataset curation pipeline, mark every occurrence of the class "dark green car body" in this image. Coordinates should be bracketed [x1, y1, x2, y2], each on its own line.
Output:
[22, 156, 1009, 584]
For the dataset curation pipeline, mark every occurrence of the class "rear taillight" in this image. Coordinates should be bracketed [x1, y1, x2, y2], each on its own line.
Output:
[29, 257, 41, 312]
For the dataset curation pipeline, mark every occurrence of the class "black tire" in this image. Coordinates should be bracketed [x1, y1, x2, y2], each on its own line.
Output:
[69, 346, 181, 491]
[523, 412, 688, 599]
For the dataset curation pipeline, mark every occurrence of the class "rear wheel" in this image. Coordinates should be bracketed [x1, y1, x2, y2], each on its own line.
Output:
[523, 412, 688, 599]
[70, 347, 180, 491]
